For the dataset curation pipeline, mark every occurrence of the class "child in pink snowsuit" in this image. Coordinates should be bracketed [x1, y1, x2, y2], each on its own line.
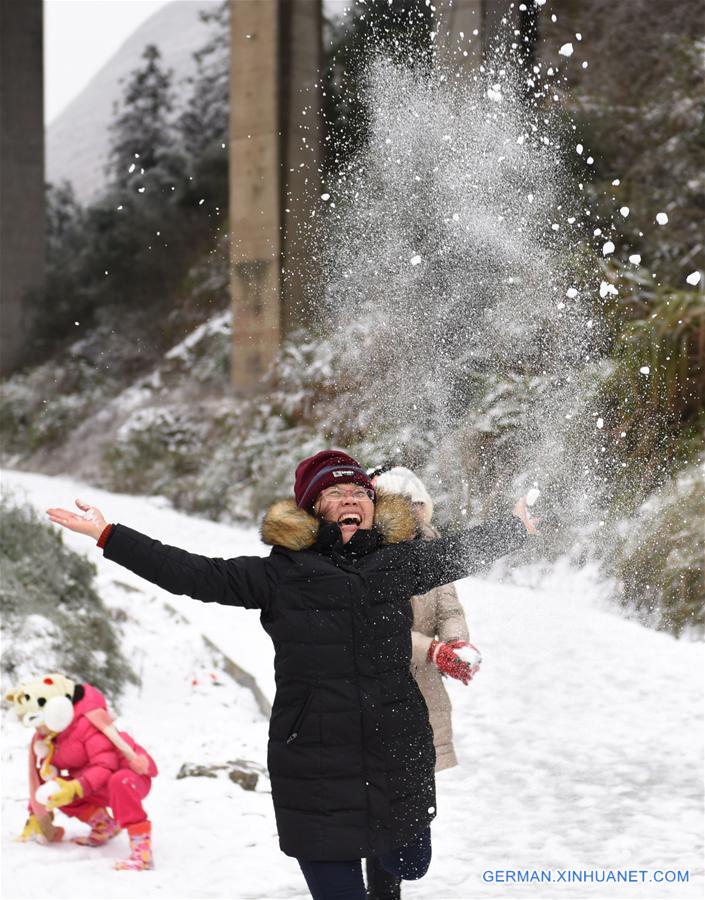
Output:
[49, 684, 157, 863]
[9, 674, 157, 871]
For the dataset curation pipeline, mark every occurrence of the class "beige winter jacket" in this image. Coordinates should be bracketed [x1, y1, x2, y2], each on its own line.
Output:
[410, 523, 470, 772]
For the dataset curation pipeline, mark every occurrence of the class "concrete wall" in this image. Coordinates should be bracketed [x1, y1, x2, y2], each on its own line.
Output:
[0, 0, 45, 375]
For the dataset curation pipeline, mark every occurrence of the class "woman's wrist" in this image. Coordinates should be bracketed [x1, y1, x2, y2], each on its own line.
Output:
[97, 524, 113, 547]
[427, 639, 441, 664]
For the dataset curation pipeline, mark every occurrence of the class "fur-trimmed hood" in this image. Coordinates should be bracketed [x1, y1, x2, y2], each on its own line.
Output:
[260, 490, 417, 551]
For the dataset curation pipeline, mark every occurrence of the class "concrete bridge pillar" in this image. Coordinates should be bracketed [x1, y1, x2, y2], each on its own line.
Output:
[0, 0, 45, 375]
[229, 0, 321, 390]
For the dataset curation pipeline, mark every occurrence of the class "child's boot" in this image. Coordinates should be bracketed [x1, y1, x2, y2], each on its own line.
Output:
[74, 807, 121, 846]
[114, 820, 153, 871]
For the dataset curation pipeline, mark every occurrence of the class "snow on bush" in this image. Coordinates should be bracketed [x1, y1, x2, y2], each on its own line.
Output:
[615, 465, 705, 637]
[0, 494, 136, 698]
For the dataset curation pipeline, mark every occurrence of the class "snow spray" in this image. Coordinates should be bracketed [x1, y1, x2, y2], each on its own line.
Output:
[319, 40, 608, 545]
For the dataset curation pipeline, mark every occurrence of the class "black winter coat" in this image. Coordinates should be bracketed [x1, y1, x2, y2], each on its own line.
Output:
[101, 492, 526, 860]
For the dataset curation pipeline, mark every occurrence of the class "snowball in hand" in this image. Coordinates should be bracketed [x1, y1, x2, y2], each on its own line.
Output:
[526, 488, 541, 507]
[36, 781, 61, 805]
[455, 645, 482, 667]
[77, 500, 101, 524]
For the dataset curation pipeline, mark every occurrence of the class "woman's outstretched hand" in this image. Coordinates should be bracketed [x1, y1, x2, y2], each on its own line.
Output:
[46, 499, 107, 541]
[513, 496, 540, 534]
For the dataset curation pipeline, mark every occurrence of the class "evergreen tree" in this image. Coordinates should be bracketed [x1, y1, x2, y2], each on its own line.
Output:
[46, 180, 84, 258]
[109, 43, 185, 195]
[27, 182, 88, 357]
[180, 1, 230, 164]
[177, 2, 229, 211]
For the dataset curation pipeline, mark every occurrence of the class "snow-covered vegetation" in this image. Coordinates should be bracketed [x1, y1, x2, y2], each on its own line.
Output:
[0, 494, 135, 696]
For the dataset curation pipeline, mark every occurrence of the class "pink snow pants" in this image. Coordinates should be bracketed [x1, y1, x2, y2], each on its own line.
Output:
[62, 769, 152, 828]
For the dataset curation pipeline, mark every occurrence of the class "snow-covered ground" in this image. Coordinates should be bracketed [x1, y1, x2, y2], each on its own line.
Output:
[2, 470, 703, 900]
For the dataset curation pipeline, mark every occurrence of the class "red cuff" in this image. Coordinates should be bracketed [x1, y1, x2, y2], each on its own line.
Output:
[97, 524, 113, 549]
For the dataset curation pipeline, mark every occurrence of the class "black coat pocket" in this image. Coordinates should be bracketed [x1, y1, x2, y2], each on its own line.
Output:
[286, 691, 315, 745]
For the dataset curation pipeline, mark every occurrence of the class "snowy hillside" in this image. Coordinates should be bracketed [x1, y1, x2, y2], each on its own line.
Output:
[1, 470, 702, 899]
[46, 0, 219, 204]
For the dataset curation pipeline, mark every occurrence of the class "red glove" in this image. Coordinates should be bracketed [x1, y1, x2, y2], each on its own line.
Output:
[428, 640, 476, 685]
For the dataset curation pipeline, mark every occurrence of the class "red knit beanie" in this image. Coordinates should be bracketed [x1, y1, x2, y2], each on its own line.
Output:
[294, 450, 375, 511]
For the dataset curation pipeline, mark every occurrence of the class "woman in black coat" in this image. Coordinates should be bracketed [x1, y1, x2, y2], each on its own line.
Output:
[47, 449, 535, 900]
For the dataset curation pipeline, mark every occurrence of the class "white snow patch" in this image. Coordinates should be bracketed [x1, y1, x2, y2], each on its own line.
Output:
[165, 311, 231, 361]
[2, 471, 703, 900]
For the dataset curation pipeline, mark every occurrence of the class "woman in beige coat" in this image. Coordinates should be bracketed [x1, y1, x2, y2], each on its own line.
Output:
[366, 466, 480, 900]
[409, 527, 473, 771]
[373, 466, 478, 771]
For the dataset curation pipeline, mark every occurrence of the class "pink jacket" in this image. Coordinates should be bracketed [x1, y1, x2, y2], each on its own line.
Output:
[50, 685, 157, 795]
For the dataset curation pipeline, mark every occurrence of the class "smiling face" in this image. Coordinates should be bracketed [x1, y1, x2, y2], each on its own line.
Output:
[313, 483, 375, 543]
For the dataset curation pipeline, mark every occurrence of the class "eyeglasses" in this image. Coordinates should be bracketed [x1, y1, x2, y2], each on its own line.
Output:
[318, 487, 375, 502]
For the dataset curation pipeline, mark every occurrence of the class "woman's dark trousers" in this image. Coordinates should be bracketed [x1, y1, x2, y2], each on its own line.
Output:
[298, 827, 431, 900]
[365, 855, 401, 899]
